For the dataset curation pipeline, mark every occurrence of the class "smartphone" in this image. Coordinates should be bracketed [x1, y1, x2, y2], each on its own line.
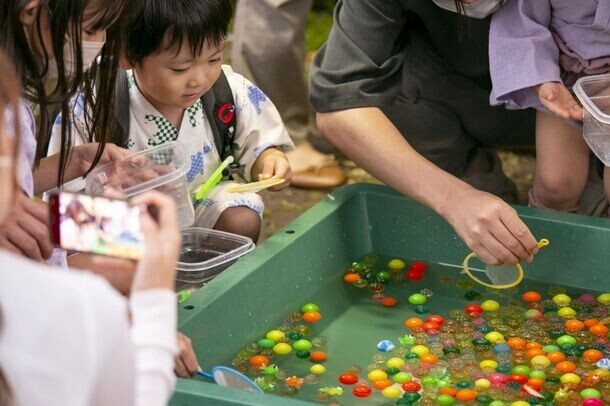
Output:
[49, 191, 145, 260]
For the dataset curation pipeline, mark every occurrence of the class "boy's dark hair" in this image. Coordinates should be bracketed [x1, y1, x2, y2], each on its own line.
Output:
[124, 0, 233, 63]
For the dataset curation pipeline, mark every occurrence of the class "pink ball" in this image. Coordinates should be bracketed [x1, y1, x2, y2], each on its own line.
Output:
[579, 293, 596, 304]
[488, 373, 508, 386]
[582, 399, 603, 406]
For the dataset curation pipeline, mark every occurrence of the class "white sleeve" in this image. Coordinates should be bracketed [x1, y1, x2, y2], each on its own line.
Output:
[129, 289, 178, 406]
[226, 67, 295, 182]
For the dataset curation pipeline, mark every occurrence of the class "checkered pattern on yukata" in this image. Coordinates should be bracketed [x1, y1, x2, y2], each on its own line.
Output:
[145, 114, 179, 147]
[188, 100, 202, 128]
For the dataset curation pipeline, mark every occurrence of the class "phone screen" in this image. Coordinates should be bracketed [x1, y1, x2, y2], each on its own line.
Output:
[50, 192, 145, 260]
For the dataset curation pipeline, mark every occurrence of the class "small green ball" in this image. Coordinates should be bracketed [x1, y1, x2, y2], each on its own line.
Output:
[464, 290, 482, 300]
[512, 365, 531, 376]
[393, 372, 412, 383]
[293, 339, 313, 351]
[257, 338, 276, 349]
[295, 350, 310, 359]
[580, 388, 601, 399]
[287, 332, 303, 341]
[414, 305, 429, 314]
[300, 303, 320, 313]
[456, 380, 472, 388]
[408, 293, 427, 305]
[402, 392, 421, 402]
[542, 345, 560, 353]
[436, 394, 456, 405]
[488, 401, 505, 406]
[556, 335, 577, 346]
[475, 395, 492, 405]
[376, 271, 391, 283]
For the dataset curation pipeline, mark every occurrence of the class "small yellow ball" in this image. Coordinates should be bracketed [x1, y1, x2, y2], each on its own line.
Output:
[386, 357, 406, 369]
[481, 300, 500, 312]
[475, 378, 491, 390]
[552, 293, 571, 307]
[388, 259, 406, 270]
[557, 307, 576, 319]
[367, 369, 388, 381]
[310, 364, 326, 375]
[272, 342, 292, 355]
[266, 330, 285, 341]
[480, 360, 498, 370]
[560, 373, 581, 385]
[485, 331, 505, 344]
[410, 345, 430, 356]
[597, 293, 610, 305]
[530, 355, 551, 369]
[382, 385, 403, 399]
[510, 402, 530, 406]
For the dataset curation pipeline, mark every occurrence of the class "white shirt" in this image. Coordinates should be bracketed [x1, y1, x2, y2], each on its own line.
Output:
[0, 251, 177, 406]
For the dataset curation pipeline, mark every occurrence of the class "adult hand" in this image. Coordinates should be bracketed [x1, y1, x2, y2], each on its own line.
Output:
[442, 187, 539, 265]
[536, 82, 584, 121]
[175, 332, 201, 378]
[0, 192, 53, 261]
[130, 190, 181, 292]
[70, 142, 130, 178]
[251, 148, 292, 191]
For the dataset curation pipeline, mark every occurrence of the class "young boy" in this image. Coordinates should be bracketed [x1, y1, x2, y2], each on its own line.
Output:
[48, 0, 294, 242]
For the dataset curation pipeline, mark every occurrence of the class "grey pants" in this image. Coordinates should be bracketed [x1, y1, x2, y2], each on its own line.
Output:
[231, 0, 313, 140]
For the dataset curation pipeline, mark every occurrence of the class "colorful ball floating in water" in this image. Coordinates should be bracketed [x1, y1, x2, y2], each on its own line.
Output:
[376, 339, 395, 352]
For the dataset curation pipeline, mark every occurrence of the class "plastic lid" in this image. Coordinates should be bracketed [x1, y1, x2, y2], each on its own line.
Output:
[574, 74, 610, 124]
[85, 142, 188, 196]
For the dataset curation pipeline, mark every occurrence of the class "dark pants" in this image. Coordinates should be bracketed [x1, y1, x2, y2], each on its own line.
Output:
[381, 31, 535, 176]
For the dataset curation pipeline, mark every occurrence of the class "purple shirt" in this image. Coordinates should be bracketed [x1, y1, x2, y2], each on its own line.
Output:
[5, 101, 36, 197]
[489, 0, 610, 110]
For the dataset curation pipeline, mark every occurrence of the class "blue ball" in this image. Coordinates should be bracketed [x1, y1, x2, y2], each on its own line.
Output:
[377, 339, 396, 352]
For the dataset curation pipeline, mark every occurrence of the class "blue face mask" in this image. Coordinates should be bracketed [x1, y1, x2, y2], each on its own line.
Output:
[432, 0, 502, 19]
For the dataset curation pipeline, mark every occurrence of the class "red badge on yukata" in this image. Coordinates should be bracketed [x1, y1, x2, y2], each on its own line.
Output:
[217, 103, 235, 124]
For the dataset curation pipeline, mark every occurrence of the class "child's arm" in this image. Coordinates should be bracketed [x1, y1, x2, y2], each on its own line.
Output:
[250, 147, 292, 191]
[489, 0, 560, 110]
[535, 82, 584, 121]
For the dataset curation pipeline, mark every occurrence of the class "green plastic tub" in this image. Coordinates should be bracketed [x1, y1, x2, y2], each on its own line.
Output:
[171, 184, 610, 406]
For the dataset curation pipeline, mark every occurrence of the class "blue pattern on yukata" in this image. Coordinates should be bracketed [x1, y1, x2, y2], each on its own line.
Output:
[54, 93, 85, 125]
[227, 199, 263, 215]
[186, 144, 213, 182]
[193, 198, 216, 210]
[247, 85, 267, 115]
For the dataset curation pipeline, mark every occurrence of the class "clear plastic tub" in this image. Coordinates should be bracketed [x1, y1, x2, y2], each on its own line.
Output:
[176, 227, 255, 292]
[85, 142, 195, 228]
[574, 74, 610, 165]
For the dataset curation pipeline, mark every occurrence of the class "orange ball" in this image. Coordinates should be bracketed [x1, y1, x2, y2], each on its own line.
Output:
[439, 387, 458, 397]
[344, 273, 361, 284]
[526, 341, 542, 350]
[527, 378, 545, 388]
[249, 355, 269, 367]
[584, 318, 600, 327]
[404, 317, 424, 329]
[546, 351, 566, 364]
[522, 291, 542, 302]
[589, 323, 609, 337]
[309, 351, 327, 363]
[302, 310, 322, 323]
[381, 297, 398, 307]
[565, 319, 585, 332]
[507, 337, 527, 350]
[372, 378, 392, 390]
[455, 389, 477, 402]
[526, 348, 545, 359]
[583, 349, 604, 363]
[419, 354, 438, 365]
[556, 361, 576, 373]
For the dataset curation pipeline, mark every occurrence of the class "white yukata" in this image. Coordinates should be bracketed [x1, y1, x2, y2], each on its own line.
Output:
[49, 66, 294, 228]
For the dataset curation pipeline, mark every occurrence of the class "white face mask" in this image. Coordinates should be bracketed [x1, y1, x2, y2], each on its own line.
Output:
[45, 35, 106, 81]
[432, 0, 502, 19]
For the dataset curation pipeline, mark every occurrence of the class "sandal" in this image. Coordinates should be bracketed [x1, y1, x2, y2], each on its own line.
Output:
[287, 143, 348, 190]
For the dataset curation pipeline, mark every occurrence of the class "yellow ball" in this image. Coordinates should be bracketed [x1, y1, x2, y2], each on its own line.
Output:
[560, 373, 581, 385]
[386, 357, 406, 369]
[266, 330, 285, 341]
[552, 294, 571, 307]
[388, 259, 406, 270]
[310, 364, 326, 375]
[510, 402, 530, 406]
[382, 385, 403, 399]
[367, 369, 388, 381]
[530, 355, 551, 368]
[485, 331, 505, 344]
[557, 307, 576, 319]
[597, 293, 610, 305]
[475, 378, 491, 390]
[481, 300, 500, 312]
[272, 342, 292, 355]
[480, 360, 498, 370]
[410, 345, 430, 356]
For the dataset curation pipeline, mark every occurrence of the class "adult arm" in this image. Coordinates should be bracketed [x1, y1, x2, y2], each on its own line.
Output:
[317, 108, 539, 265]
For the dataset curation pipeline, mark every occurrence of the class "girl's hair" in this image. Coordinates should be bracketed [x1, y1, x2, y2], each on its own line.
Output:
[0, 0, 141, 186]
[0, 47, 22, 406]
[124, 0, 233, 64]
[453, 0, 506, 37]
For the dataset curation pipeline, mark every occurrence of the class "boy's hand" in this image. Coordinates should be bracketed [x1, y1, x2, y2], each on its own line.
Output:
[536, 82, 583, 121]
[251, 148, 292, 191]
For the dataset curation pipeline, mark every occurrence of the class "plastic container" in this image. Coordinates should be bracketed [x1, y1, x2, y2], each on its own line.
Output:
[574, 74, 610, 165]
[85, 142, 195, 228]
[176, 228, 254, 292]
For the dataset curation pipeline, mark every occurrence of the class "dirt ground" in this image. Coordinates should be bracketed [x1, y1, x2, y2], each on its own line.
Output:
[259, 150, 536, 242]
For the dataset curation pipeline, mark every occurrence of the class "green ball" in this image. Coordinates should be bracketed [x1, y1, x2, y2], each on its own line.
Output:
[257, 338, 276, 349]
[476, 395, 492, 405]
[376, 271, 391, 283]
[408, 293, 427, 305]
[402, 392, 421, 402]
[436, 394, 456, 405]
[530, 370, 546, 379]
[293, 339, 313, 351]
[393, 372, 412, 384]
[464, 290, 482, 300]
[488, 401, 505, 406]
[511, 365, 531, 376]
[300, 303, 319, 313]
[287, 332, 303, 341]
[556, 335, 577, 346]
[542, 345, 560, 353]
[414, 305, 429, 314]
[385, 367, 400, 376]
[295, 350, 310, 359]
[421, 375, 437, 386]
[580, 388, 602, 399]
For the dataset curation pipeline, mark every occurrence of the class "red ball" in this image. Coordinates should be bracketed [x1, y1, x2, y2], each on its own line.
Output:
[464, 304, 483, 314]
[422, 321, 441, 333]
[338, 372, 359, 385]
[405, 270, 424, 281]
[352, 384, 372, 398]
[410, 261, 428, 272]
[426, 315, 445, 326]
[509, 374, 528, 385]
[402, 381, 422, 392]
